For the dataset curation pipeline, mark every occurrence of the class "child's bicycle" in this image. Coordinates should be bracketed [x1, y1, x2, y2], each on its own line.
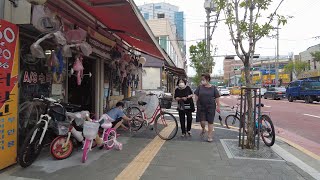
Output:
[82, 114, 120, 163]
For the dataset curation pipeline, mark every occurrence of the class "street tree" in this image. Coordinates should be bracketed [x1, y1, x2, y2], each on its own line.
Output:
[310, 51, 320, 62]
[214, 0, 287, 149]
[284, 61, 310, 79]
[189, 41, 215, 85]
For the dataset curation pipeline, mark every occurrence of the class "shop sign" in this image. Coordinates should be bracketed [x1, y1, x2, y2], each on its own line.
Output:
[87, 27, 116, 49]
[298, 70, 320, 79]
[0, 19, 19, 170]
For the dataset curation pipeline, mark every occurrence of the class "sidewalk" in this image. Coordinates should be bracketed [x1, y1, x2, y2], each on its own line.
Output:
[0, 98, 319, 180]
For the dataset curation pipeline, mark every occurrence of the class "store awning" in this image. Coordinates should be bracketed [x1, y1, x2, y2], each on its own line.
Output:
[72, 0, 167, 61]
[165, 65, 187, 78]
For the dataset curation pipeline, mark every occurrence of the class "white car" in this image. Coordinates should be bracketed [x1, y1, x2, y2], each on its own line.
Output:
[258, 88, 267, 97]
[219, 88, 230, 96]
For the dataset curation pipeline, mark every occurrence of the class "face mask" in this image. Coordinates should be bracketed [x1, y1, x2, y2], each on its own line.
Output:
[201, 80, 207, 85]
[178, 83, 185, 88]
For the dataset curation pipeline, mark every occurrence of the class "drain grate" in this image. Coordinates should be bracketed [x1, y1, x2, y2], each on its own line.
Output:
[221, 139, 284, 161]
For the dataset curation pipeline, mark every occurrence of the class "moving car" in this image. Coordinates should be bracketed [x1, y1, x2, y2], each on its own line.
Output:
[286, 80, 320, 103]
[264, 87, 286, 100]
[219, 88, 230, 96]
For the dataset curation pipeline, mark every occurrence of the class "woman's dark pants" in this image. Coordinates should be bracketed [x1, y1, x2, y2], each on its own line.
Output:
[178, 110, 192, 134]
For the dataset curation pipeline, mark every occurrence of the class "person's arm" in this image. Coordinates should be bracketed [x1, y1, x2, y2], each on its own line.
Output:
[187, 86, 193, 99]
[122, 115, 132, 121]
[194, 86, 200, 102]
[174, 88, 181, 101]
[216, 97, 221, 113]
[214, 86, 221, 112]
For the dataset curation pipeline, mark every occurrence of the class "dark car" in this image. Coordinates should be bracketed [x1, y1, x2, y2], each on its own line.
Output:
[264, 87, 286, 100]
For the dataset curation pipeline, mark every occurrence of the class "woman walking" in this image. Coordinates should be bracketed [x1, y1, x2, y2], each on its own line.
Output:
[174, 79, 194, 137]
[194, 73, 221, 142]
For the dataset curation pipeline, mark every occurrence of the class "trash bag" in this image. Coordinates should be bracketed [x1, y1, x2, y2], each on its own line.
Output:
[65, 29, 87, 44]
[80, 42, 93, 57]
[32, 5, 60, 33]
[53, 31, 67, 45]
[30, 43, 45, 58]
[62, 45, 72, 57]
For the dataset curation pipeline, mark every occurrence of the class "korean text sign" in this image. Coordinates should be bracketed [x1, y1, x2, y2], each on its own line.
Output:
[0, 19, 19, 170]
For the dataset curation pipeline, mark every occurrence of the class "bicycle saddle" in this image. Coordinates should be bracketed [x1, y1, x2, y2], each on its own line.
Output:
[138, 101, 147, 106]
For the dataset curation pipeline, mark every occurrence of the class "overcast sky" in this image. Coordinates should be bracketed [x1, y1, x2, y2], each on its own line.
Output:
[133, 0, 320, 76]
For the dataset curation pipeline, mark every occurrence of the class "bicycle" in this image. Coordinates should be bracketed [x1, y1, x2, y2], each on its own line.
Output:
[50, 111, 93, 160]
[18, 96, 82, 167]
[82, 114, 119, 163]
[126, 93, 178, 140]
[225, 103, 275, 147]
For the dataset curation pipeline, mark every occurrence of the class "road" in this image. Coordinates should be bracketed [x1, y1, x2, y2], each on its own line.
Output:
[220, 95, 320, 157]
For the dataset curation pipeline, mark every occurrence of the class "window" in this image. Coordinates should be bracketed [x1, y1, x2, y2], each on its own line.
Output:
[159, 36, 168, 52]
[154, 5, 161, 9]
[157, 13, 165, 18]
[144, 13, 149, 20]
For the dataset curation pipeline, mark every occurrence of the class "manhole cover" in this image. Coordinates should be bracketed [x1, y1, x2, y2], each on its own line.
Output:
[221, 139, 283, 161]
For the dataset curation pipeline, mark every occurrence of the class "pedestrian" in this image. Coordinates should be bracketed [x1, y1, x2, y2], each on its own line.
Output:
[194, 73, 221, 142]
[174, 78, 195, 137]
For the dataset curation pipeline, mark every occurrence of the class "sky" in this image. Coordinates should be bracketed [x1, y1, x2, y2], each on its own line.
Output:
[133, 0, 320, 76]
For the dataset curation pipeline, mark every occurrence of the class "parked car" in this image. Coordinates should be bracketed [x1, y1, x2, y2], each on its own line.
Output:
[264, 87, 286, 100]
[219, 88, 230, 96]
[286, 80, 320, 103]
[257, 88, 267, 97]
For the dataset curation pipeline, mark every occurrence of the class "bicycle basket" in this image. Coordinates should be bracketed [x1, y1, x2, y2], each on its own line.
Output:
[159, 98, 172, 109]
[83, 121, 99, 140]
[49, 104, 67, 122]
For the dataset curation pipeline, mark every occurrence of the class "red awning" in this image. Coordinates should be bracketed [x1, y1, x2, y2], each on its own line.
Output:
[73, 0, 164, 60]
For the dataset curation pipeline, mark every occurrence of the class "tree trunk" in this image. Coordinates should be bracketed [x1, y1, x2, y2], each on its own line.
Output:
[243, 57, 255, 149]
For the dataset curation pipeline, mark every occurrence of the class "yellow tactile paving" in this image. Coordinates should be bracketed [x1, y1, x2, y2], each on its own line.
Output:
[115, 122, 176, 180]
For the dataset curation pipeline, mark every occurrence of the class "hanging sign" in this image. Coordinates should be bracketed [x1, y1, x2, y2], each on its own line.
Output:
[0, 19, 19, 170]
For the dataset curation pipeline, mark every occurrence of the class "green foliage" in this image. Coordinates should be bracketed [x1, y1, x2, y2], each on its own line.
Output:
[213, 0, 286, 149]
[311, 51, 320, 62]
[284, 61, 310, 78]
[189, 41, 214, 84]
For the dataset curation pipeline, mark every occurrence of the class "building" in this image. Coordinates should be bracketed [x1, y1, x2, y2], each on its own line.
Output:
[0, 0, 171, 170]
[223, 55, 290, 87]
[298, 44, 320, 80]
[138, 2, 186, 54]
[223, 56, 243, 86]
[140, 18, 187, 93]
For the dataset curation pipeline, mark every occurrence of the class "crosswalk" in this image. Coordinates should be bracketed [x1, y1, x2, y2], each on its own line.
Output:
[165, 105, 197, 119]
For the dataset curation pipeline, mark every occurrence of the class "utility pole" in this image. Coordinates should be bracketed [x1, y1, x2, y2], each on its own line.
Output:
[206, 9, 211, 72]
[275, 24, 280, 87]
[204, 0, 217, 74]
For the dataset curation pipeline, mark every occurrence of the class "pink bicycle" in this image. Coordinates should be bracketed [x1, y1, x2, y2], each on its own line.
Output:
[126, 93, 178, 140]
[82, 114, 119, 163]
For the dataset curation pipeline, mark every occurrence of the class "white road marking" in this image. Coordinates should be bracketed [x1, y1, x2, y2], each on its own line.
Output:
[303, 114, 320, 119]
[265, 105, 271, 108]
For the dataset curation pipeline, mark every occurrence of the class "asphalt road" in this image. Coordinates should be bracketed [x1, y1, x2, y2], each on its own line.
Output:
[220, 95, 320, 156]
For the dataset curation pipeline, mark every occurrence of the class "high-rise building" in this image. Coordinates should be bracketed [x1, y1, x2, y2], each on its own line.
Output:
[138, 2, 186, 54]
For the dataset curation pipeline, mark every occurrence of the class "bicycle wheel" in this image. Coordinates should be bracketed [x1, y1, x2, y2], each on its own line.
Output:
[126, 107, 143, 131]
[18, 122, 45, 167]
[104, 129, 117, 149]
[225, 115, 240, 129]
[82, 139, 91, 163]
[50, 136, 73, 160]
[260, 115, 275, 147]
[154, 112, 178, 140]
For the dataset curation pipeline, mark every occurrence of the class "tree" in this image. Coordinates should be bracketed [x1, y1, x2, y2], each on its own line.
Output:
[284, 61, 310, 79]
[215, 0, 286, 149]
[189, 41, 215, 85]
